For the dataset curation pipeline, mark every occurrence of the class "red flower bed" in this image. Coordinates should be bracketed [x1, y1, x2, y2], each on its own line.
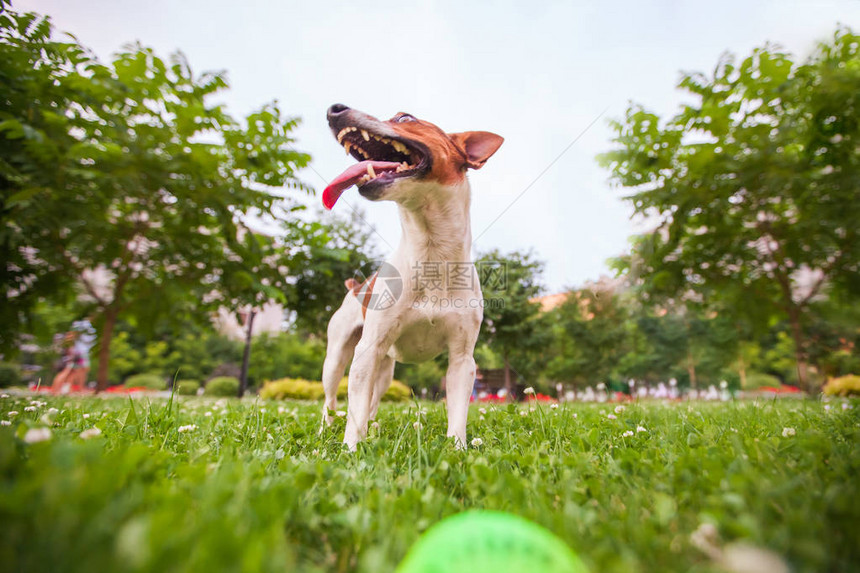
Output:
[759, 385, 801, 394]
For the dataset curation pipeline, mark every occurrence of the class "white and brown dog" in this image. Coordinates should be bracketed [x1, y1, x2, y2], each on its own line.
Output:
[320, 104, 503, 450]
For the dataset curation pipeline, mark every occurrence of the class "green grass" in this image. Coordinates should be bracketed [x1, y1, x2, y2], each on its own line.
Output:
[0, 393, 858, 573]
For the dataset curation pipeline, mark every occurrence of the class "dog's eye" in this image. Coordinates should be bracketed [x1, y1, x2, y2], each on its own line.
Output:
[395, 114, 416, 123]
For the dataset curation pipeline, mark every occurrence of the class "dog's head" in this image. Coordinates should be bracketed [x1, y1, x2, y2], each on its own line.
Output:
[322, 104, 503, 209]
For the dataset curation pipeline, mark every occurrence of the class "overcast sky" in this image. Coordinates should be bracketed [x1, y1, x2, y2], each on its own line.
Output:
[20, 0, 860, 293]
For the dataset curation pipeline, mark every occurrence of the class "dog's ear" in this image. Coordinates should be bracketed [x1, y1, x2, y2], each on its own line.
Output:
[344, 278, 359, 291]
[449, 131, 504, 170]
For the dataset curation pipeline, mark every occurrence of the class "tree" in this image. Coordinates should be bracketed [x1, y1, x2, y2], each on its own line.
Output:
[477, 249, 548, 394]
[286, 211, 381, 337]
[546, 282, 631, 387]
[0, 6, 311, 390]
[599, 28, 860, 392]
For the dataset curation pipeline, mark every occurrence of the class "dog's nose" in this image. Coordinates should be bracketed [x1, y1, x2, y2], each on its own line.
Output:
[327, 104, 350, 121]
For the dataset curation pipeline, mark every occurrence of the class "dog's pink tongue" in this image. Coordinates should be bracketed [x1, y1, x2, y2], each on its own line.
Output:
[322, 160, 402, 209]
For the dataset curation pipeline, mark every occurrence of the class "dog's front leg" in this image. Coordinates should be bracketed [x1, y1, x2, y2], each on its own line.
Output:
[444, 353, 477, 448]
[344, 327, 398, 450]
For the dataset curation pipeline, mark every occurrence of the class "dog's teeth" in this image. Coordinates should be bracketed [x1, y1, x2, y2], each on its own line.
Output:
[361, 130, 370, 141]
[344, 142, 352, 154]
[392, 141, 407, 154]
[337, 128, 349, 143]
[367, 164, 376, 178]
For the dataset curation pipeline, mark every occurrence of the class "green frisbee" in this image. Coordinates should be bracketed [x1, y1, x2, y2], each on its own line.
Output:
[396, 510, 588, 573]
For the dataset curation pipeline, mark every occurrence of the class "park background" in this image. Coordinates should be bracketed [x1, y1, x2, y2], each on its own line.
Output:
[1, 3, 860, 573]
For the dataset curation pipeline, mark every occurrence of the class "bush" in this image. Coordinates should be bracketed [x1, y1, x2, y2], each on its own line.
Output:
[742, 371, 783, 391]
[260, 377, 412, 402]
[259, 378, 324, 401]
[0, 363, 21, 388]
[205, 376, 239, 397]
[822, 374, 860, 397]
[124, 373, 166, 390]
[174, 379, 201, 396]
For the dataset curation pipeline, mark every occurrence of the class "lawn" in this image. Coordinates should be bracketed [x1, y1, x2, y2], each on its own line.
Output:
[1, 393, 858, 573]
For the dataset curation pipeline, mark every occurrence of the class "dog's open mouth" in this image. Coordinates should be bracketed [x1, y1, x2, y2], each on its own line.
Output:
[323, 127, 428, 209]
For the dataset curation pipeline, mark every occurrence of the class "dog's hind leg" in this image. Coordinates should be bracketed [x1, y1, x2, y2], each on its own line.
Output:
[320, 295, 363, 431]
[368, 354, 395, 422]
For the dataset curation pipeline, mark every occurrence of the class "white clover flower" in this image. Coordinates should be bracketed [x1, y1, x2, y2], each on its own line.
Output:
[596, 382, 606, 391]
[220, 409, 228, 415]
[371, 421, 380, 430]
[471, 437, 483, 447]
[606, 414, 617, 420]
[82, 413, 90, 419]
[636, 425, 647, 433]
[178, 424, 198, 433]
[24, 427, 52, 443]
[523, 387, 535, 395]
[0, 420, 11, 426]
[529, 406, 536, 412]
[782, 427, 796, 437]
[277, 406, 286, 414]
[7, 411, 18, 417]
[842, 403, 852, 411]
[824, 404, 832, 411]
[335, 410, 346, 418]
[260, 408, 267, 414]
[479, 415, 485, 421]
[720, 380, 728, 389]
[204, 411, 212, 417]
[478, 407, 487, 415]
[622, 430, 634, 437]
[614, 405, 625, 414]
[413, 421, 422, 430]
[24, 406, 36, 412]
[572, 413, 578, 418]
[80, 427, 102, 440]
[47, 407, 59, 415]
[519, 410, 527, 417]
[0, 394, 9, 399]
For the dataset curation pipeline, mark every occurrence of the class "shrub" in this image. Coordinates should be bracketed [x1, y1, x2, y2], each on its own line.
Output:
[175, 379, 201, 396]
[205, 376, 239, 397]
[259, 378, 324, 400]
[742, 371, 783, 391]
[0, 363, 21, 388]
[822, 375, 860, 397]
[260, 377, 412, 402]
[124, 373, 166, 390]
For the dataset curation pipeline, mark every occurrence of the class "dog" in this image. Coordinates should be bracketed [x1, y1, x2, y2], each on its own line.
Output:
[319, 104, 503, 449]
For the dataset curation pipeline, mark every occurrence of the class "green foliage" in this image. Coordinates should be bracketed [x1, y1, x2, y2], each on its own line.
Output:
[1, 396, 858, 572]
[259, 378, 324, 400]
[204, 376, 239, 397]
[174, 379, 200, 396]
[0, 6, 312, 389]
[259, 377, 411, 402]
[742, 371, 783, 391]
[380, 379, 412, 402]
[599, 27, 860, 392]
[395, 359, 445, 391]
[0, 362, 21, 388]
[247, 333, 326, 386]
[477, 249, 549, 388]
[123, 373, 166, 391]
[286, 213, 382, 337]
[822, 375, 860, 396]
[546, 287, 631, 386]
